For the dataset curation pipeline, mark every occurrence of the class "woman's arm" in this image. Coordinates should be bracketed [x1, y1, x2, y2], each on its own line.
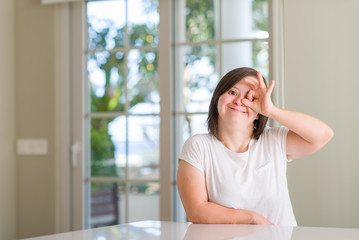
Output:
[242, 72, 333, 160]
[177, 160, 273, 225]
[268, 107, 333, 160]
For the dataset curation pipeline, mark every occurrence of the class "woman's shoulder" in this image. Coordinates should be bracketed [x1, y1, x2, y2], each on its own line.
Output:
[255, 126, 289, 146]
[184, 133, 215, 145]
[180, 133, 215, 167]
[261, 126, 289, 138]
[183, 133, 219, 150]
[255, 126, 289, 162]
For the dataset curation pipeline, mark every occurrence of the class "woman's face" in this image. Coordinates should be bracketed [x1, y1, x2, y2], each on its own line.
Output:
[217, 76, 259, 127]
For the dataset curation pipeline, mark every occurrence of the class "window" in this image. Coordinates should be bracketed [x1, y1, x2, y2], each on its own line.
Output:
[68, 0, 271, 228]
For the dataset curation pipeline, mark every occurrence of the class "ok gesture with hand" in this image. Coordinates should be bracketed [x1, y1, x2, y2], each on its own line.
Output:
[241, 71, 276, 117]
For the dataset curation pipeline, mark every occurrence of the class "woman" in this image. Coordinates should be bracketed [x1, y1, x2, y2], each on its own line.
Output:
[177, 67, 333, 226]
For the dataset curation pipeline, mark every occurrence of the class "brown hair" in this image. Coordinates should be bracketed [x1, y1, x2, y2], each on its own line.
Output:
[207, 67, 268, 140]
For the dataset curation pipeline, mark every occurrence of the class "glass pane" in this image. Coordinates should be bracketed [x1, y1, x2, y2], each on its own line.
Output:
[174, 0, 216, 43]
[87, 0, 126, 50]
[88, 51, 126, 113]
[128, 0, 159, 47]
[252, 0, 269, 33]
[174, 45, 218, 113]
[252, 40, 269, 77]
[176, 114, 208, 141]
[128, 49, 159, 114]
[173, 184, 187, 222]
[129, 182, 160, 222]
[108, 116, 127, 179]
[222, 40, 268, 77]
[222, 0, 268, 40]
[91, 117, 126, 179]
[90, 182, 125, 227]
[128, 116, 159, 180]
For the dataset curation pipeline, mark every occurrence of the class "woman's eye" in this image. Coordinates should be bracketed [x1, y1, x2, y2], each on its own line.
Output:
[228, 90, 237, 96]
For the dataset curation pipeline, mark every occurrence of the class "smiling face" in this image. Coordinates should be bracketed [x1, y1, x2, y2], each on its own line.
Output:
[217, 77, 259, 127]
[207, 67, 268, 139]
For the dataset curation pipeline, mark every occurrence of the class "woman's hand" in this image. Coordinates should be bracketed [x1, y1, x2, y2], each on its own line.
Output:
[241, 72, 276, 117]
[252, 212, 274, 225]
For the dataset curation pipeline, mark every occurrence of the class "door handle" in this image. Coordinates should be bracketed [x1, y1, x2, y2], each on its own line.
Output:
[71, 141, 80, 168]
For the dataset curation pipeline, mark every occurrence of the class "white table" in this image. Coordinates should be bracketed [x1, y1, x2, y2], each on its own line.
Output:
[22, 221, 359, 240]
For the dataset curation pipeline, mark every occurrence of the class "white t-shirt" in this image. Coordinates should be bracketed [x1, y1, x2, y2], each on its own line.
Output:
[179, 126, 297, 226]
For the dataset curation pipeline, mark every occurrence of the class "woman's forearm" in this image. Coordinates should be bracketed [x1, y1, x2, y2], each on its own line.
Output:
[187, 201, 272, 225]
[268, 106, 333, 146]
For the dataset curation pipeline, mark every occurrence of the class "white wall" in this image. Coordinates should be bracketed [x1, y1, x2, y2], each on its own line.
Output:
[284, 0, 359, 227]
[0, 0, 16, 239]
[15, 0, 56, 238]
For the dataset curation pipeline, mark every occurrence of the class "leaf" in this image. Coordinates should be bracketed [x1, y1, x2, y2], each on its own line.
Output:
[108, 89, 122, 111]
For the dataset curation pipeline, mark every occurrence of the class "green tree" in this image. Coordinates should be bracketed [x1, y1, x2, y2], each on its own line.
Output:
[88, 19, 158, 179]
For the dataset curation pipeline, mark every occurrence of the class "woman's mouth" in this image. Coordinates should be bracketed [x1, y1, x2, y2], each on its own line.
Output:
[229, 107, 247, 113]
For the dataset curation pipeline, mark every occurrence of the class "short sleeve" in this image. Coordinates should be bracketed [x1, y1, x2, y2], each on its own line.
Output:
[276, 126, 290, 162]
[178, 135, 205, 173]
[263, 126, 290, 162]
[279, 127, 290, 161]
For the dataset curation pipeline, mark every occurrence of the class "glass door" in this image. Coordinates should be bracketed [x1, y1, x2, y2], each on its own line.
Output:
[85, 0, 160, 227]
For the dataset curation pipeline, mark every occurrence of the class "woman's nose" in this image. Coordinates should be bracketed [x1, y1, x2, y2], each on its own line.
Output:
[233, 95, 243, 105]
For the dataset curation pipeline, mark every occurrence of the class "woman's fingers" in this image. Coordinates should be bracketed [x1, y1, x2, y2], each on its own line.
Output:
[243, 77, 258, 89]
[241, 98, 254, 109]
[242, 72, 275, 115]
[243, 90, 259, 113]
[256, 72, 275, 98]
[247, 90, 255, 102]
[267, 80, 275, 96]
[257, 72, 267, 88]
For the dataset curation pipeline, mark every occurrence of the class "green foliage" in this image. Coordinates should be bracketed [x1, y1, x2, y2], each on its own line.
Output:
[252, 0, 268, 32]
[130, 184, 149, 194]
[90, 119, 117, 177]
[88, 12, 159, 181]
[186, 0, 215, 42]
[185, 0, 216, 66]
[129, 24, 158, 47]
[184, 0, 216, 95]
[128, 49, 158, 108]
[252, 0, 269, 73]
